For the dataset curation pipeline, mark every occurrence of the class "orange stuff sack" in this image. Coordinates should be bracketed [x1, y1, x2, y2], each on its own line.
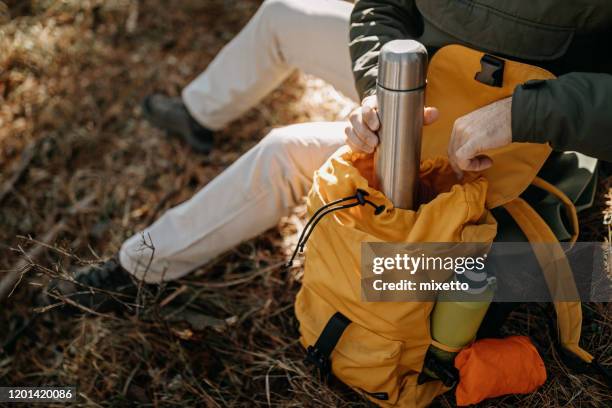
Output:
[454, 336, 547, 406]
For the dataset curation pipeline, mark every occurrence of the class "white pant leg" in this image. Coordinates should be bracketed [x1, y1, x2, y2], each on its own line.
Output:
[119, 122, 346, 282]
[182, 0, 357, 130]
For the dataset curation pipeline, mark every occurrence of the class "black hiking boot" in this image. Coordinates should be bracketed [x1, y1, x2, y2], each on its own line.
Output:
[142, 94, 214, 153]
[41, 257, 141, 314]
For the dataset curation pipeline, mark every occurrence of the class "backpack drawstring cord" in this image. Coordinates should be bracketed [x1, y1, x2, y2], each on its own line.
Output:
[284, 189, 385, 269]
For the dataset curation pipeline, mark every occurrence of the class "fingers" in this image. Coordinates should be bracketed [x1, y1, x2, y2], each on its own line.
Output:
[361, 96, 380, 131]
[449, 130, 494, 177]
[448, 120, 475, 177]
[464, 155, 493, 172]
[454, 139, 478, 170]
[451, 154, 493, 178]
[456, 142, 493, 172]
[344, 125, 374, 153]
[448, 97, 514, 177]
[346, 100, 380, 153]
[350, 115, 379, 151]
[344, 101, 440, 155]
[424, 106, 439, 125]
[448, 126, 463, 178]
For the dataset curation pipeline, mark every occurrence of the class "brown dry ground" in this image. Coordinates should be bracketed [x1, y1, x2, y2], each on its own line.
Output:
[0, 1, 610, 407]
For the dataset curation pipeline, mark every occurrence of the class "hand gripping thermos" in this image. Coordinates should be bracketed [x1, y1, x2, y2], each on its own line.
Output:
[374, 40, 428, 210]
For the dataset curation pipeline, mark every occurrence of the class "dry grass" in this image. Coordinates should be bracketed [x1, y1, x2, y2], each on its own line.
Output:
[0, 1, 610, 407]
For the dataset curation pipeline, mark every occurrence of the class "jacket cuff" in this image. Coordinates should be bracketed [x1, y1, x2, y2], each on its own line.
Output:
[511, 80, 545, 143]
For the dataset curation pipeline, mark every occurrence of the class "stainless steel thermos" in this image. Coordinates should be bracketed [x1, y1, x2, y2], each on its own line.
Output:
[374, 40, 428, 210]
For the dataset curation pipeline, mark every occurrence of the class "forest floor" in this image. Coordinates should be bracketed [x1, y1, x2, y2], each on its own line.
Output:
[0, 1, 610, 406]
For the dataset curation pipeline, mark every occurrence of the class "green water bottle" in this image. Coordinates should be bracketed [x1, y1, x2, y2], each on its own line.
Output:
[431, 286, 495, 349]
[422, 273, 496, 383]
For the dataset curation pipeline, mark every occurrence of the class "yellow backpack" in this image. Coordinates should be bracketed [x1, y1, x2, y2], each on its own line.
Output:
[292, 45, 592, 407]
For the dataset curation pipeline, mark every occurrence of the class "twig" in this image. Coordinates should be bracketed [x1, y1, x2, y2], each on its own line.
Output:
[0, 222, 66, 301]
[45, 291, 122, 320]
[122, 361, 142, 396]
[135, 232, 155, 319]
[265, 364, 274, 407]
[177, 261, 284, 288]
[0, 139, 39, 205]
[0, 194, 95, 302]
[159, 284, 188, 308]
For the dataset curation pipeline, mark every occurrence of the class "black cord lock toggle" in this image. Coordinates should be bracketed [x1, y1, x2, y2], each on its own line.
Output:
[356, 189, 386, 215]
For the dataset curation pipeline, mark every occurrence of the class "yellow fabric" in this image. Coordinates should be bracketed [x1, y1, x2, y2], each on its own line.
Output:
[502, 177, 588, 362]
[422, 45, 554, 208]
[531, 176, 580, 244]
[503, 198, 592, 363]
[295, 44, 590, 407]
[296, 152, 497, 407]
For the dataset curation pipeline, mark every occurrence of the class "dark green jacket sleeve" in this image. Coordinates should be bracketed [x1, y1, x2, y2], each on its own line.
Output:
[512, 73, 612, 162]
[349, 0, 423, 101]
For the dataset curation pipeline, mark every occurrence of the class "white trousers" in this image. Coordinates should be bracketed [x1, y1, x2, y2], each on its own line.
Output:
[120, 0, 356, 282]
[182, 0, 357, 130]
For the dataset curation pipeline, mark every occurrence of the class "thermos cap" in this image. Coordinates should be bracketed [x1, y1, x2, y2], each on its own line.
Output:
[378, 40, 428, 91]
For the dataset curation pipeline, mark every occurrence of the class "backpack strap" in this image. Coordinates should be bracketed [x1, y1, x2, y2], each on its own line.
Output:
[530, 176, 579, 244]
[304, 312, 352, 381]
[503, 193, 592, 364]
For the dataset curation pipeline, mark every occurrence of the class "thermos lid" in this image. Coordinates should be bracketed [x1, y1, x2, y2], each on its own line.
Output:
[377, 40, 428, 91]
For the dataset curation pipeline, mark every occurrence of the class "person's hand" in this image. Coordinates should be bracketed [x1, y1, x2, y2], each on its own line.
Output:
[344, 95, 439, 154]
[448, 97, 513, 177]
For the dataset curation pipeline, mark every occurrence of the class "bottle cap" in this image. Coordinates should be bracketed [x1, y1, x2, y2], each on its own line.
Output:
[378, 40, 428, 91]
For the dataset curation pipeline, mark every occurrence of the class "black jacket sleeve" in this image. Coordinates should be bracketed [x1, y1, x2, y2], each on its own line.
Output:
[512, 73, 612, 162]
[349, 0, 423, 101]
